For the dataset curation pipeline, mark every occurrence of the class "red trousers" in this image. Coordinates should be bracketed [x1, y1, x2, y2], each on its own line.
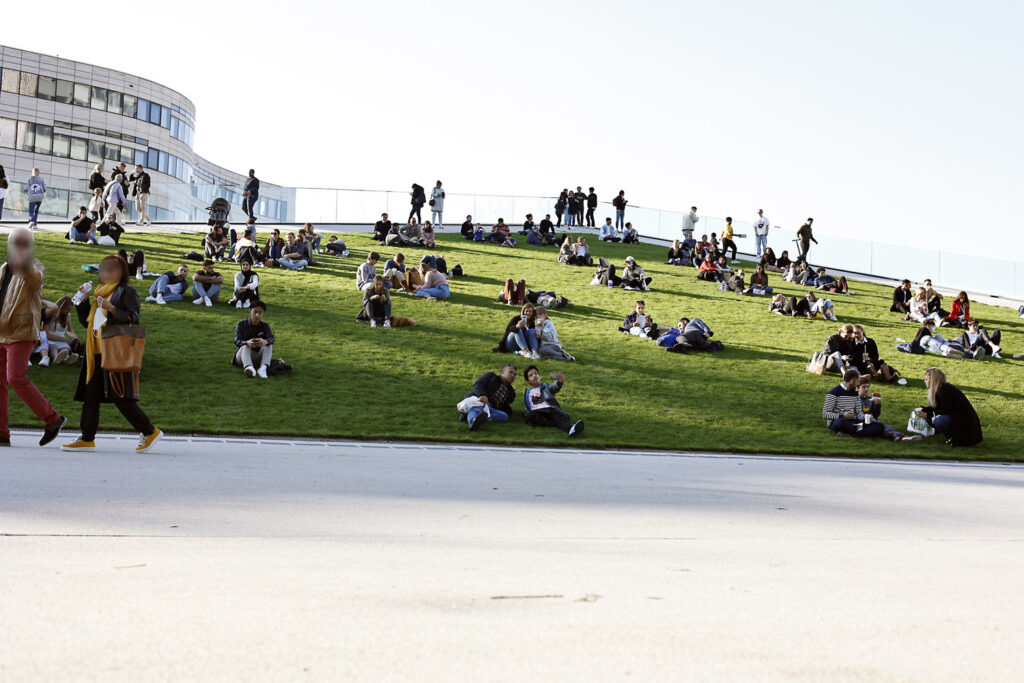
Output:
[0, 340, 60, 438]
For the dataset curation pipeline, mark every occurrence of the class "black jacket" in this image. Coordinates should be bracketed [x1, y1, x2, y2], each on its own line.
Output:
[89, 172, 106, 191]
[234, 319, 275, 347]
[923, 383, 983, 446]
[410, 184, 425, 206]
[587, 192, 598, 208]
[466, 372, 516, 413]
[130, 171, 151, 195]
[539, 219, 553, 234]
[496, 315, 534, 353]
[244, 176, 260, 198]
[891, 285, 912, 312]
[823, 333, 855, 358]
[73, 284, 142, 401]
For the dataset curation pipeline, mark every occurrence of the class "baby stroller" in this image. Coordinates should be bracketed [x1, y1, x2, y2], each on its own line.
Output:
[206, 197, 231, 227]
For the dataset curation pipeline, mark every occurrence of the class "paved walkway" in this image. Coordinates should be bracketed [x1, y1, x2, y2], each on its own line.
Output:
[2, 434, 1022, 681]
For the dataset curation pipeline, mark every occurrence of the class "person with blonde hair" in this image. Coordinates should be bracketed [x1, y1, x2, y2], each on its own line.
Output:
[914, 368, 983, 446]
[907, 287, 942, 324]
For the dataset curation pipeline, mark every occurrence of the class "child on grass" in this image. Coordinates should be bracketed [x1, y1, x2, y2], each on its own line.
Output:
[522, 367, 583, 436]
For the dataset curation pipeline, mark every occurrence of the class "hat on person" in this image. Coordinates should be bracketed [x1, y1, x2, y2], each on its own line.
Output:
[625, 256, 635, 263]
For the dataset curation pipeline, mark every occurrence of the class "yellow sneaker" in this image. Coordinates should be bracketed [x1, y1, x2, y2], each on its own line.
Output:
[62, 438, 96, 452]
[136, 428, 162, 453]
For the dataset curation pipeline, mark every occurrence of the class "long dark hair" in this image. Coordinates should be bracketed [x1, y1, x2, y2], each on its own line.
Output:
[100, 254, 130, 286]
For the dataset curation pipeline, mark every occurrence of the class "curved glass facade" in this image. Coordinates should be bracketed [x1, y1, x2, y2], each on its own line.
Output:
[0, 45, 293, 223]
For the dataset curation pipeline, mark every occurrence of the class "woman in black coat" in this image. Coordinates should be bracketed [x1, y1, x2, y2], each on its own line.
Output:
[494, 303, 538, 357]
[409, 184, 426, 224]
[915, 367, 983, 447]
[62, 254, 161, 453]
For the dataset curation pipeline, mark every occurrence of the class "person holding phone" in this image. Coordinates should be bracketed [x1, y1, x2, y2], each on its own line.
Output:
[522, 367, 583, 436]
[498, 303, 538, 358]
[233, 300, 274, 378]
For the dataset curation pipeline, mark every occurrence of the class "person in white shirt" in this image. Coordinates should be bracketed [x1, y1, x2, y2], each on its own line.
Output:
[430, 181, 445, 229]
[753, 209, 770, 257]
[682, 207, 699, 239]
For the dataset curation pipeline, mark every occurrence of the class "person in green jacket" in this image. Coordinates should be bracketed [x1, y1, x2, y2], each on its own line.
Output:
[796, 218, 818, 261]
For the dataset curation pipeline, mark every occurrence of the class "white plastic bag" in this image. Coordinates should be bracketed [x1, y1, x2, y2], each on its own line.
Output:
[906, 410, 935, 437]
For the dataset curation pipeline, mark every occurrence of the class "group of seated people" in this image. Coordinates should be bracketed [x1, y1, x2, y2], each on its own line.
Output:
[205, 222, 339, 271]
[558, 236, 595, 266]
[821, 323, 900, 381]
[770, 291, 839, 321]
[496, 279, 570, 310]
[494, 302, 575, 360]
[141, 258, 260, 309]
[715, 264, 774, 296]
[356, 251, 451, 300]
[618, 300, 724, 352]
[891, 280, 973, 328]
[897, 318, 1003, 360]
[32, 296, 82, 368]
[373, 213, 437, 248]
[589, 256, 652, 291]
[600, 219, 639, 244]
[457, 364, 584, 436]
[67, 205, 125, 246]
[461, 214, 562, 248]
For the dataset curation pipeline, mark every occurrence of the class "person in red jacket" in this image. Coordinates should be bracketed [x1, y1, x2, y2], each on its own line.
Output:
[697, 253, 722, 283]
[943, 291, 971, 329]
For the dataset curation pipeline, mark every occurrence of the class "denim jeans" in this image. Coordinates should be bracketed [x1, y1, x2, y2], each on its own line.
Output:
[149, 275, 185, 302]
[755, 234, 768, 256]
[417, 284, 450, 299]
[932, 414, 952, 437]
[506, 330, 538, 353]
[828, 417, 885, 437]
[71, 228, 92, 242]
[193, 282, 222, 301]
[467, 405, 509, 427]
[615, 209, 625, 230]
[279, 258, 308, 270]
[28, 201, 41, 223]
[527, 234, 542, 246]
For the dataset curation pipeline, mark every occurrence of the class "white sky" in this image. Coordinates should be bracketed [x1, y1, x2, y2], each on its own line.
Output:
[3, 0, 1021, 255]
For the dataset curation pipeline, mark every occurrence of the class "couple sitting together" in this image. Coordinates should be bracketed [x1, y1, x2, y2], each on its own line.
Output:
[600, 219, 639, 244]
[457, 365, 583, 436]
[558, 236, 595, 266]
[495, 303, 575, 361]
[620, 301, 724, 352]
[590, 256, 652, 291]
[821, 323, 900, 382]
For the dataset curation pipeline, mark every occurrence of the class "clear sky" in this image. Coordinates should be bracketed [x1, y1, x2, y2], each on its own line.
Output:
[3, 0, 1021, 255]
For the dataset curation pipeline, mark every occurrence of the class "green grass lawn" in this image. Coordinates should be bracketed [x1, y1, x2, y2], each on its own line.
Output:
[11, 230, 1024, 460]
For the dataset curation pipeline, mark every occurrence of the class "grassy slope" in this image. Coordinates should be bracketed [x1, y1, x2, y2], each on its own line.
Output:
[11, 230, 1024, 460]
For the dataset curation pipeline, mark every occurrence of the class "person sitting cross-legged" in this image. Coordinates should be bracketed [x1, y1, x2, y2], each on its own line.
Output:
[277, 232, 310, 270]
[146, 265, 190, 305]
[324, 235, 349, 256]
[621, 222, 639, 244]
[620, 256, 651, 291]
[823, 369, 886, 438]
[459, 365, 518, 430]
[601, 217, 619, 242]
[232, 300, 274, 379]
[204, 225, 230, 261]
[414, 264, 450, 300]
[522, 368, 584, 436]
[191, 260, 224, 307]
[620, 300, 657, 339]
[854, 376, 921, 442]
[69, 207, 98, 244]
[228, 260, 260, 309]
[499, 303, 539, 358]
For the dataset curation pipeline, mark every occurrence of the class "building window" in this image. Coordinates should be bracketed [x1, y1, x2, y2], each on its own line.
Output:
[122, 94, 137, 118]
[0, 117, 15, 148]
[55, 79, 74, 104]
[73, 82, 91, 107]
[16, 121, 35, 152]
[134, 148, 147, 167]
[70, 137, 88, 161]
[52, 133, 71, 158]
[90, 86, 107, 111]
[160, 106, 170, 129]
[106, 90, 122, 114]
[147, 148, 158, 169]
[0, 68, 19, 93]
[120, 145, 134, 164]
[33, 124, 53, 155]
[149, 103, 162, 125]
[137, 98, 150, 121]
[103, 143, 120, 162]
[88, 140, 103, 163]
[37, 76, 56, 101]
[19, 72, 38, 96]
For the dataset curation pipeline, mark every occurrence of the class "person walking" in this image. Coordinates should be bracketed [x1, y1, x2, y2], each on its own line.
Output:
[243, 169, 260, 221]
[104, 174, 127, 228]
[682, 206, 699, 240]
[409, 183, 426, 224]
[753, 209, 770, 258]
[0, 228, 68, 447]
[721, 216, 739, 263]
[130, 164, 152, 226]
[62, 254, 162, 452]
[586, 187, 598, 227]
[430, 181, 445, 229]
[612, 190, 627, 232]
[796, 218, 818, 261]
[554, 190, 568, 228]
[0, 165, 7, 220]
[24, 169, 46, 228]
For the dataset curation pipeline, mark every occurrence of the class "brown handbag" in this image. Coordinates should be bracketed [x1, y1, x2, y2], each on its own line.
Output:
[101, 324, 147, 372]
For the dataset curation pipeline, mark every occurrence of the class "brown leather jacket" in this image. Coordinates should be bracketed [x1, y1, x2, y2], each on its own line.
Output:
[0, 259, 45, 344]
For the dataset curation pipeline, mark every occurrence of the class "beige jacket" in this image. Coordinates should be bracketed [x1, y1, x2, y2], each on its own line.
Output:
[0, 259, 45, 344]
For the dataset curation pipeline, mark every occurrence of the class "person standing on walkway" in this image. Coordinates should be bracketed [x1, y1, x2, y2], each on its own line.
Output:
[753, 209, 770, 258]
[430, 181, 445, 229]
[566, 190, 578, 227]
[62, 254, 162, 453]
[0, 227, 68, 447]
[612, 190, 627, 232]
[25, 169, 46, 228]
[88, 165, 106, 221]
[0, 165, 7, 221]
[797, 218, 818, 261]
[573, 186, 586, 226]
[682, 206, 699, 240]
[409, 183, 426, 224]
[555, 190, 568, 228]
[243, 169, 260, 221]
[130, 164, 152, 226]
[586, 187, 598, 227]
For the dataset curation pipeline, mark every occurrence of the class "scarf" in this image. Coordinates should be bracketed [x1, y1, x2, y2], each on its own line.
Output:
[85, 283, 119, 382]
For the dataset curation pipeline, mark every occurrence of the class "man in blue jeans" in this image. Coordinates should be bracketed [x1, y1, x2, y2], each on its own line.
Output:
[146, 265, 190, 305]
[191, 260, 224, 307]
[822, 369, 885, 437]
[462, 365, 517, 430]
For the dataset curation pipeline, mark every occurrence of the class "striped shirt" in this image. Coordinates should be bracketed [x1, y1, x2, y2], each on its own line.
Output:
[822, 384, 860, 423]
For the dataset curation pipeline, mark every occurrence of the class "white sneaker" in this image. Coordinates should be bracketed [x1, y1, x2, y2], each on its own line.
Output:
[69, 237, 77, 244]
[155, 294, 166, 305]
[236, 301, 243, 309]
[204, 296, 213, 307]
[370, 319, 377, 327]
[383, 320, 391, 328]
[257, 365, 268, 379]
[145, 296, 157, 303]
[992, 352, 1002, 359]
[39, 356, 51, 367]
[243, 366, 256, 378]
[243, 301, 251, 308]
[136, 272, 144, 281]
[192, 297, 204, 305]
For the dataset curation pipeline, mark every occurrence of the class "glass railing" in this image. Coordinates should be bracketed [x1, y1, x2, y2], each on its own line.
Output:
[2, 182, 1021, 300]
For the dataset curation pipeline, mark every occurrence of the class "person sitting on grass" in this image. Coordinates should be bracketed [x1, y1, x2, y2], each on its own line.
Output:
[502, 233, 518, 248]
[526, 224, 543, 246]
[558, 236, 577, 265]
[823, 324, 857, 373]
[324, 235, 349, 257]
[205, 225, 230, 261]
[414, 265, 450, 300]
[759, 246, 778, 271]
[146, 265, 189, 305]
[813, 267, 849, 294]
[39, 296, 80, 366]
[422, 221, 436, 248]
[233, 300, 274, 379]
[522, 368, 584, 436]
[535, 306, 575, 360]
[852, 324, 899, 383]
[356, 252, 380, 291]
[276, 232, 310, 271]
[491, 218, 512, 243]
[914, 367, 983, 447]
[667, 239, 688, 266]
[621, 300, 657, 338]
[498, 303, 538, 358]
[622, 222, 639, 244]
[374, 213, 393, 242]
[296, 232, 317, 266]
[301, 223, 322, 252]
[69, 207, 98, 244]
[460, 365, 517, 430]
[724, 268, 746, 294]
[264, 229, 284, 263]
[697, 253, 723, 283]
[959, 319, 1003, 359]
[227, 260, 260, 309]
[854, 376, 920, 442]
[922, 279, 947, 316]
[665, 317, 724, 353]
[191, 260, 224, 307]
[460, 215, 475, 240]
[601, 217, 619, 242]
[620, 256, 651, 291]
[572, 237, 593, 266]
[907, 287, 943, 324]
[822, 369, 885, 438]
[942, 291, 972, 328]
[357, 276, 392, 328]
[798, 291, 838, 320]
[380, 253, 407, 289]
[748, 264, 773, 295]
[785, 260, 812, 285]
[891, 279, 913, 316]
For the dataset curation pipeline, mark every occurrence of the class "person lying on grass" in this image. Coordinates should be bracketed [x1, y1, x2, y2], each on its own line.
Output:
[459, 364, 518, 430]
[897, 320, 981, 359]
[665, 318, 724, 353]
[814, 267, 850, 295]
[522, 367, 584, 436]
[801, 291, 838, 321]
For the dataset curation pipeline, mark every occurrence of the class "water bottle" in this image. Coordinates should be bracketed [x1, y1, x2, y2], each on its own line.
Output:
[72, 281, 93, 306]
